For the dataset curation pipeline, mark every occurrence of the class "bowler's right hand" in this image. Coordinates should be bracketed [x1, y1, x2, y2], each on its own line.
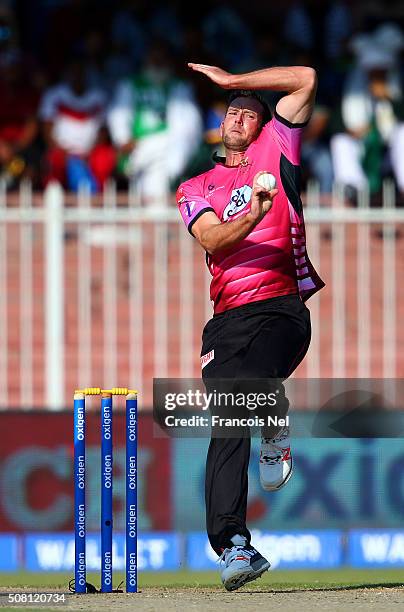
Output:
[250, 171, 278, 222]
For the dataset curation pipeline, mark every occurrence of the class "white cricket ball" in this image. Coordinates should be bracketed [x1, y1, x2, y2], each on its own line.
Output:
[257, 172, 277, 191]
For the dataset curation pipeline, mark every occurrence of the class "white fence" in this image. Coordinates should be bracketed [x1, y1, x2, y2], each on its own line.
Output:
[0, 180, 403, 410]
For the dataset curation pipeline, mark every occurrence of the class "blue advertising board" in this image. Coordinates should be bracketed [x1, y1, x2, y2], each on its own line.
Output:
[13, 529, 404, 570]
[187, 530, 343, 570]
[348, 530, 404, 567]
[0, 534, 19, 570]
[24, 532, 181, 572]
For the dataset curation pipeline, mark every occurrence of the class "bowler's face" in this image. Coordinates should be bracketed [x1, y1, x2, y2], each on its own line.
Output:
[221, 97, 264, 151]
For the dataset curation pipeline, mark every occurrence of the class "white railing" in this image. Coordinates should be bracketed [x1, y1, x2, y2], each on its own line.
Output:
[0, 179, 402, 410]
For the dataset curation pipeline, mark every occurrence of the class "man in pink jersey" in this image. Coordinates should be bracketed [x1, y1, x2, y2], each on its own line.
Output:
[177, 62, 324, 590]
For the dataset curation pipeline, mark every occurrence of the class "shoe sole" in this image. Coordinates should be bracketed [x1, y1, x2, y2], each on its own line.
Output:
[260, 459, 293, 492]
[222, 560, 271, 592]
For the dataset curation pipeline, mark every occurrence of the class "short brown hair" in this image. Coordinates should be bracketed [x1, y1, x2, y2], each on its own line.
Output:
[226, 90, 272, 127]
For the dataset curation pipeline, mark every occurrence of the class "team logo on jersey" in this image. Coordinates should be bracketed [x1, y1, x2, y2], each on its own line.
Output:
[223, 185, 252, 221]
[185, 201, 196, 217]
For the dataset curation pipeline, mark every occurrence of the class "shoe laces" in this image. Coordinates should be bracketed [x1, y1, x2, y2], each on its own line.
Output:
[217, 545, 246, 566]
[261, 427, 290, 464]
[218, 548, 230, 564]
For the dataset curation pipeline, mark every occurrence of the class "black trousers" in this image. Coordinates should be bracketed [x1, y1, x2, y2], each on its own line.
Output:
[201, 294, 311, 554]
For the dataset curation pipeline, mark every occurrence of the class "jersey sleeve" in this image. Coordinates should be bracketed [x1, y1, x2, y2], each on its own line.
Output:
[38, 86, 59, 121]
[176, 179, 215, 236]
[264, 110, 308, 165]
[107, 80, 135, 146]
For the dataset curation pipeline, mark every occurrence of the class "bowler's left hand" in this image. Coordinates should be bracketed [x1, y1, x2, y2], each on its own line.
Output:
[188, 63, 232, 89]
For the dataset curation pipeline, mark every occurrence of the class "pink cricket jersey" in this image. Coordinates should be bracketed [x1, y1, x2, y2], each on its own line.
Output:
[177, 110, 325, 314]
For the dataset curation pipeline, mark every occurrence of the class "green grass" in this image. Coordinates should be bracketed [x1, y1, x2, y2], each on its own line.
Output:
[0, 569, 403, 591]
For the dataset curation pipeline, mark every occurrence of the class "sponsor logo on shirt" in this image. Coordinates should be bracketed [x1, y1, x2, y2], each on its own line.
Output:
[200, 350, 215, 369]
[223, 185, 252, 221]
[205, 185, 225, 198]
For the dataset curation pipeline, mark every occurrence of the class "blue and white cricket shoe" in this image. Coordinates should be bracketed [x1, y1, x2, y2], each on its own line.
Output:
[219, 542, 270, 591]
[260, 426, 293, 491]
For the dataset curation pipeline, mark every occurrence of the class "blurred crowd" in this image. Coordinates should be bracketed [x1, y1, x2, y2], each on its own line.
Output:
[1, 0, 404, 205]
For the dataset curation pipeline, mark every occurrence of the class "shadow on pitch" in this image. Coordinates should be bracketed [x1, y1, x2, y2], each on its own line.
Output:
[234, 582, 404, 593]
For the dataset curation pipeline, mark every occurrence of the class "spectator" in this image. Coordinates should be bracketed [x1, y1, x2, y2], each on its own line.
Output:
[324, 0, 353, 60]
[42, 0, 92, 82]
[301, 103, 334, 196]
[202, 0, 253, 71]
[283, 0, 352, 61]
[108, 39, 202, 206]
[149, 2, 184, 53]
[110, 0, 148, 71]
[294, 50, 334, 196]
[330, 24, 404, 198]
[81, 30, 108, 91]
[283, 0, 315, 52]
[0, 4, 43, 189]
[39, 57, 116, 193]
[175, 96, 227, 183]
[0, 53, 42, 189]
[103, 38, 134, 94]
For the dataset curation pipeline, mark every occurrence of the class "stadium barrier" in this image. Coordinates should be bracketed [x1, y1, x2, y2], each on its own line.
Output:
[0, 179, 403, 409]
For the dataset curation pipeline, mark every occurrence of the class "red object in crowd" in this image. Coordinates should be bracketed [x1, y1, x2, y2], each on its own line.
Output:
[44, 144, 116, 191]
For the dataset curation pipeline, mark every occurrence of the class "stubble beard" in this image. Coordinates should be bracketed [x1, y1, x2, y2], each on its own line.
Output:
[223, 132, 249, 151]
[223, 124, 261, 151]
